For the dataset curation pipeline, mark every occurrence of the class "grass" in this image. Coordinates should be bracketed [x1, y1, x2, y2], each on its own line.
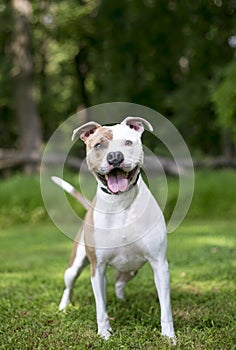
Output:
[0, 170, 236, 349]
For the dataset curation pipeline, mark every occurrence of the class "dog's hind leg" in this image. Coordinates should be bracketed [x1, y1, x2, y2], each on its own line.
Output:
[59, 237, 89, 311]
[115, 271, 137, 301]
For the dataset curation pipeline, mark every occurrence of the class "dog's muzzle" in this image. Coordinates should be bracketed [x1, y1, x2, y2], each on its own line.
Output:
[96, 165, 140, 195]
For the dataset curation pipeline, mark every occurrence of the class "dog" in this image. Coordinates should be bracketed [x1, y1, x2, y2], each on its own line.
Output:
[53, 117, 175, 342]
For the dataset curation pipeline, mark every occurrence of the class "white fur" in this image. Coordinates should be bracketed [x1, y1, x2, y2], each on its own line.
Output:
[51, 176, 74, 194]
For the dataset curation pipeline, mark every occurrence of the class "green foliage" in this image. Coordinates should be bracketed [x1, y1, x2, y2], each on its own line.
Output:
[211, 59, 236, 140]
[1, 170, 236, 229]
[165, 170, 236, 221]
[0, 174, 47, 228]
[1, 1, 236, 155]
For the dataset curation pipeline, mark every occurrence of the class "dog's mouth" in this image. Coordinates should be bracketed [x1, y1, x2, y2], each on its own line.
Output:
[96, 166, 139, 194]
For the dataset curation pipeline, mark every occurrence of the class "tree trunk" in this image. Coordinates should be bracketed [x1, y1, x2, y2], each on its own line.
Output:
[11, 0, 42, 173]
[75, 46, 90, 110]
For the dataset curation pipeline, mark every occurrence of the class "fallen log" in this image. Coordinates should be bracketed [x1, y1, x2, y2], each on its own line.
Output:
[0, 148, 235, 175]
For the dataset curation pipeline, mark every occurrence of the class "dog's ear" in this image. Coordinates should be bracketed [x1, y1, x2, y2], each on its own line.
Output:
[72, 122, 101, 142]
[121, 116, 153, 134]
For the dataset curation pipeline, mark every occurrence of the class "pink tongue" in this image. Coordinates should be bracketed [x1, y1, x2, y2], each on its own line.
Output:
[107, 172, 129, 193]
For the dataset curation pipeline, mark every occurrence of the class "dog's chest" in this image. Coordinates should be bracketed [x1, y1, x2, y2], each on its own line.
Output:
[96, 245, 147, 272]
[87, 179, 165, 270]
[92, 203, 144, 250]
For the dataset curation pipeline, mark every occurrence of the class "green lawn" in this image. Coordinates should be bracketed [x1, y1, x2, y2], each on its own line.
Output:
[0, 171, 236, 349]
[0, 220, 235, 349]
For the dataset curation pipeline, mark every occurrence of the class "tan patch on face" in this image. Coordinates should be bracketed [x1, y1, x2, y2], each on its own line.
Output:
[85, 127, 113, 172]
[86, 127, 113, 150]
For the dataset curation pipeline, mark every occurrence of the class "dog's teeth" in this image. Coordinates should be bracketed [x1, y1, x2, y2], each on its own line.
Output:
[105, 174, 108, 180]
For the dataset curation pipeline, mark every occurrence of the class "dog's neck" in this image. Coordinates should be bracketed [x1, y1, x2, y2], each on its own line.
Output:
[95, 175, 143, 212]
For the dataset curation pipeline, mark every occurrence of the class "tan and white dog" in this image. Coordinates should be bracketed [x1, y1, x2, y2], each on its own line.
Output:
[53, 117, 175, 342]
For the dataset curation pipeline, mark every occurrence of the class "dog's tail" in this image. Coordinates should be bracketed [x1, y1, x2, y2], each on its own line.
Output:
[51, 176, 91, 211]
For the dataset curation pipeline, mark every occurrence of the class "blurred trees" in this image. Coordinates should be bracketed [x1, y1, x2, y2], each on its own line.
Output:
[0, 0, 235, 163]
[11, 0, 42, 173]
[211, 59, 236, 160]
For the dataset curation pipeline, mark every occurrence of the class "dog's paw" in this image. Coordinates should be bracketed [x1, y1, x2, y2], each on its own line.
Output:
[98, 327, 113, 341]
[161, 321, 176, 344]
[59, 291, 70, 311]
[171, 336, 177, 346]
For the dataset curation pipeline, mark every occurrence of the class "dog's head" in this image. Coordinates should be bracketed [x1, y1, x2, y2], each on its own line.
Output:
[72, 117, 153, 194]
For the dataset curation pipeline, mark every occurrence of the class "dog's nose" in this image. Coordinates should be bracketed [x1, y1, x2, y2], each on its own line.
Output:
[107, 151, 124, 166]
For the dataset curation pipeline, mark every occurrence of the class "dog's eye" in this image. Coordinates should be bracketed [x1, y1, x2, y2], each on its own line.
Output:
[94, 142, 103, 150]
[125, 140, 133, 146]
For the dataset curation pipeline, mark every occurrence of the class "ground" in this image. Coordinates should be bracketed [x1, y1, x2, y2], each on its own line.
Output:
[0, 171, 235, 349]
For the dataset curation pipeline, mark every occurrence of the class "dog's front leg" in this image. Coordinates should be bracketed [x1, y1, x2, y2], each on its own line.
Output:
[91, 264, 112, 340]
[149, 258, 175, 342]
